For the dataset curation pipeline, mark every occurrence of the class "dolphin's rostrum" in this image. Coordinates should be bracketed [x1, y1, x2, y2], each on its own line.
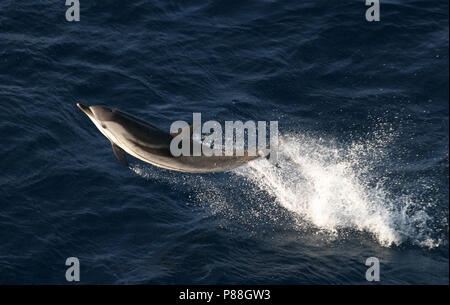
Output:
[77, 104, 262, 173]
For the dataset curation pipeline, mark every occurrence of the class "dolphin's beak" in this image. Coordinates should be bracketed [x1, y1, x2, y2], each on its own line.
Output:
[77, 103, 93, 117]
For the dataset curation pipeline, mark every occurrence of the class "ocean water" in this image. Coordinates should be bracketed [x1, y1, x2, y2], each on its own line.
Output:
[0, 0, 448, 284]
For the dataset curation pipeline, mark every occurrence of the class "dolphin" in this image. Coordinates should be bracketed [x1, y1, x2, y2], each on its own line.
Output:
[76, 104, 263, 173]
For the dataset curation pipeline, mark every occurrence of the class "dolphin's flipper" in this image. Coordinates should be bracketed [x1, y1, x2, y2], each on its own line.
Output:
[111, 143, 129, 167]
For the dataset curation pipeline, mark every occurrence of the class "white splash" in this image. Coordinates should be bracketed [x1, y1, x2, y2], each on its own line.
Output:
[234, 133, 443, 248]
[130, 132, 444, 249]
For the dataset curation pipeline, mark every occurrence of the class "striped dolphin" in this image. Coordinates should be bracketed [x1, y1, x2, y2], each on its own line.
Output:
[76, 104, 264, 173]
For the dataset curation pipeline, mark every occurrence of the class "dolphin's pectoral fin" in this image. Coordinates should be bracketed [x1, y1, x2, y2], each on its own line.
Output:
[111, 143, 129, 167]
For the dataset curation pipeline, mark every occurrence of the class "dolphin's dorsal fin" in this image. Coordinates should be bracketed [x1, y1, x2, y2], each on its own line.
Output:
[111, 142, 129, 167]
[170, 125, 199, 138]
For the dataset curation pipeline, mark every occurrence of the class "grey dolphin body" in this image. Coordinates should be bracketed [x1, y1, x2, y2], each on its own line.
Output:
[77, 104, 261, 173]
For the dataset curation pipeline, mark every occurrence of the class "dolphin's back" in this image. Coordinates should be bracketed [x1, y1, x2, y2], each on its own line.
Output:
[108, 110, 173, 154]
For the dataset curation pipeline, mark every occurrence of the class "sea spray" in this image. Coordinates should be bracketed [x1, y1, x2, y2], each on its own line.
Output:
[234, 133, 442, 248]
[131, 133, 444, 249]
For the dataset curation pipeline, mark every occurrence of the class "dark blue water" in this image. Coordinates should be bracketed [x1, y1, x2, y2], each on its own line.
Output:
[0, 0, 448, 284]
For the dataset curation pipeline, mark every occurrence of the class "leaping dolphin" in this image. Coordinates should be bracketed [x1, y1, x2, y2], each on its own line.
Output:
[76, 104, 262, 173]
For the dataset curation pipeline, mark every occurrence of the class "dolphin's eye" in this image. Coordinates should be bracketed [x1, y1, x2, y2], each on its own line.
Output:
[102, 124, 107, 129]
